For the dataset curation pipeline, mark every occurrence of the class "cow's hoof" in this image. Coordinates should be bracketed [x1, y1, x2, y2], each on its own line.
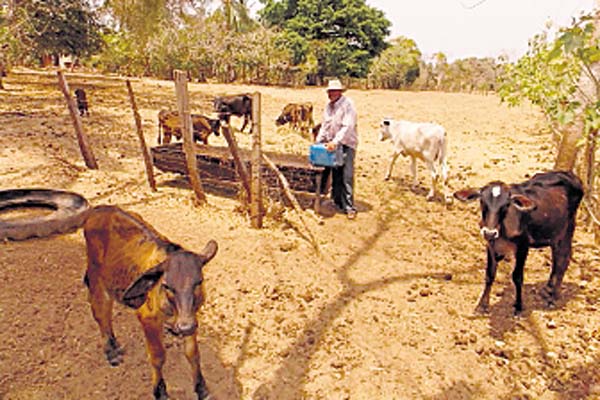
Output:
[474, 304, 489, 315]
[545, 297, 558, 309]
[540, 285, 555, 301]
[154, 379, 168, 400]
[513, 307, 524, 317]
[197, 389, 212, 400]
[105, 338, 125, 366]
[106, 347, 125, 366]
[106, 349, 124, 367]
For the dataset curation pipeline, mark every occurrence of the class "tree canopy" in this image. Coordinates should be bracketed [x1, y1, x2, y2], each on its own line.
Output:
[0, 0, 509, 91]
[368, 36, 421, 89]
[14, 0, 103, 60]
[258, 0, 391, 80]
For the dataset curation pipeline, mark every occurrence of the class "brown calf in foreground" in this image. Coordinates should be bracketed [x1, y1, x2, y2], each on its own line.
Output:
[157, 109, 221, 145]
[454, 171, 583, 315]
[83, 205, 218, 400]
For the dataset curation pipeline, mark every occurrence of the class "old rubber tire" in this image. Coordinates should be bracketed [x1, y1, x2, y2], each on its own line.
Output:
[0, 189, 90, 241]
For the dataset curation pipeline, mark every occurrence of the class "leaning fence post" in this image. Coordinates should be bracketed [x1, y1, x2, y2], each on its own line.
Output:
[173, 70, 207, 205]
[250, 91, 263, 228]
[56, 71, 98, 169]
[220, 123, 252, 204]
[126, 80, 156, 191]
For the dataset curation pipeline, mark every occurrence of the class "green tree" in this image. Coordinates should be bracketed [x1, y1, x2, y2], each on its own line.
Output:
[497, 11, 600, 237]
[368, 36, 421, 89]
[16, 0, 103, 60]
[217, 0, 256, 32]
[498, 30, 579, 133]
[258, 0, 391, 80]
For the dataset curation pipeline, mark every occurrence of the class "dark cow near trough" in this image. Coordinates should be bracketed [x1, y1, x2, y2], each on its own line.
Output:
[213, 93, 252, 133]
[74, 88, 89, 116]
[276, 102, 314, 136]
[83, 205, 218, 400]
[157, 109, 221, 145]
[454, 170, 583, 315]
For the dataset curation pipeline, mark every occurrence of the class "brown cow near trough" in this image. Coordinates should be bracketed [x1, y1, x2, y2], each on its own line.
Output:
[157, 109, 221, 145]
[83, 205, 218, 400]
[276, 102, 314, 137]
[454, 170, 583, 315]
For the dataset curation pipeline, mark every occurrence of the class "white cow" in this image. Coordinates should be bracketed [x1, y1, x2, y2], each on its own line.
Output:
[379, 118, 450, 202]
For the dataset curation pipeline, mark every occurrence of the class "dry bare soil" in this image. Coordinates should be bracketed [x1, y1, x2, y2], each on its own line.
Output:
[1, 69, 600, 400]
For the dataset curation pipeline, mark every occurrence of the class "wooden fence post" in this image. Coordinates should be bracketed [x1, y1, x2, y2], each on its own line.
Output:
[220, 123, 252, 203]
[250, 91, 263, 228]
[173, 70, 207, 205]
[126, 80, 156, 191]
[56, 71, 98, 169]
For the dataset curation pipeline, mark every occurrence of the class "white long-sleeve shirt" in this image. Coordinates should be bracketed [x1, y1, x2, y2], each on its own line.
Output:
[316, 95, 358, 149]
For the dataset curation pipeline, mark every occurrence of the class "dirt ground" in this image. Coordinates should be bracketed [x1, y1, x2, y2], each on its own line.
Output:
[1, 69, 600, 400]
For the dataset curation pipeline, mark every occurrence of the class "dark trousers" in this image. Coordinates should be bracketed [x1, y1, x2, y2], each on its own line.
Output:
[330, 145, 355, 212]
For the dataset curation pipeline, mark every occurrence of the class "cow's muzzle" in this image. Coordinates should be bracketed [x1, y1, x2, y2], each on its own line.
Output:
[480, 227, 499, 241]
[166, 317, 197, 337]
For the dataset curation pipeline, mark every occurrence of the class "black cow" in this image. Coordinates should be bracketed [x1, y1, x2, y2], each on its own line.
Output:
[454, 171, 583, 315]
[74, 88, 89, 116]
[213, 94, 252, 133]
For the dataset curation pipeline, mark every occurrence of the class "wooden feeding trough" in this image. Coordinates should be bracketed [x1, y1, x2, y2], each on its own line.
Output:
[151, 143, 326, 210]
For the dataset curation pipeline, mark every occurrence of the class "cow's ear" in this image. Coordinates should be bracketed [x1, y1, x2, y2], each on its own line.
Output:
[453, 188, 481, 202]
[122, 264, 165, 309]
[199, 240, 218, 264]
[510, 194, 536, 212]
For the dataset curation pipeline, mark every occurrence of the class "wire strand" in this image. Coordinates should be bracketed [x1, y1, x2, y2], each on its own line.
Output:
[458, 0, 489, 10]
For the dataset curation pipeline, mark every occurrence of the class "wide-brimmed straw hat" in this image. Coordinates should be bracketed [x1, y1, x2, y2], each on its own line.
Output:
[326, 79, 346, 92]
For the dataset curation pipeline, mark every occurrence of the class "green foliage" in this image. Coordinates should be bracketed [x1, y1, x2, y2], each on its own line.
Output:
[213, 0, 258, 32]
[274, 30, 308, 65]
[408, 52, 499, 92]
[368, 36, 421, 89]
[498, 12, 600, 142]
[90, 30, 144, 75]
[17, 0, 103, 59]
[498, 30, 580, 127]
[258, 0, 391, 78]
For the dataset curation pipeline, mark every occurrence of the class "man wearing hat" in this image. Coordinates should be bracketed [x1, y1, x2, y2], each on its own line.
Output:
[315, 79, 358, 219]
